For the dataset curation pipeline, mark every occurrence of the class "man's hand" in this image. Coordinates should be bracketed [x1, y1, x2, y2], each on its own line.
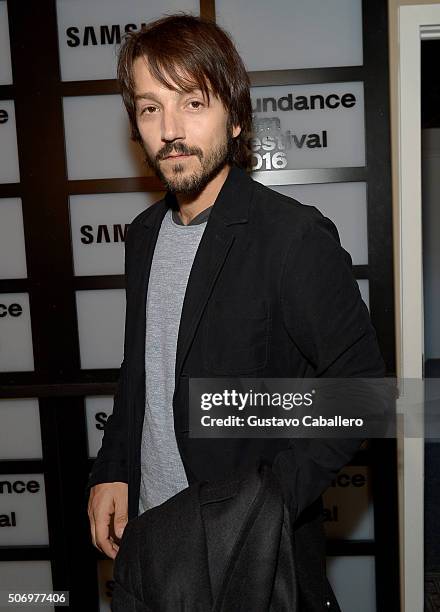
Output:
[87, 482, 128, 560]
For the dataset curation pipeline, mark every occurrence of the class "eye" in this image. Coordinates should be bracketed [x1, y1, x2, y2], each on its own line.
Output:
[188, 100, 204, 110]
[140, 105, 159, 116]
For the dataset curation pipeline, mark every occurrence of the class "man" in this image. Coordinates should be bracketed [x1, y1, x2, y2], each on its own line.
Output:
[87, 14, 386, 611]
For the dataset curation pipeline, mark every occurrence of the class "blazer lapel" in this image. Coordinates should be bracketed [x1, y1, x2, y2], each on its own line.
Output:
[127, 198, 168, 382]
[174, 217, 235, 384]
[174, 165, 254, 388]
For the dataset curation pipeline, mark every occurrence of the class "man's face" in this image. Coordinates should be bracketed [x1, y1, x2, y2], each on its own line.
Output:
[132, 56, 241, 195]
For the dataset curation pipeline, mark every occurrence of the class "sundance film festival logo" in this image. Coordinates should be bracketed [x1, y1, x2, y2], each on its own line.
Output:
[249, 90, 358, 170]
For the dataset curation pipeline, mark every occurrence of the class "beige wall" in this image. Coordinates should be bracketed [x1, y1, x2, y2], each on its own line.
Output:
[388, 0, 440, 379]
[387, 5, 440, 608]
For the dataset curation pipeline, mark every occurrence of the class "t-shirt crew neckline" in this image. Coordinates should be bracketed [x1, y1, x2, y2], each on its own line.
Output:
[170, 205, 213, 227]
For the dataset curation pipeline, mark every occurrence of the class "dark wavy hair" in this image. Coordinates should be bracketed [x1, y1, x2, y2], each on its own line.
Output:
[117, 13, 253, 169]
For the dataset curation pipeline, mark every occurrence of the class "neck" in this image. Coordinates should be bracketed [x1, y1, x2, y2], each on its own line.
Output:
[174, 164, 231, 225]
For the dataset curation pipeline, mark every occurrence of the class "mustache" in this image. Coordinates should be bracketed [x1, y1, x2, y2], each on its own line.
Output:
[157, 142, 203, 161]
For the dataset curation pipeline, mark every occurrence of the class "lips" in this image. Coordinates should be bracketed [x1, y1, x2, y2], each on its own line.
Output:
[164, 154, 192, 159]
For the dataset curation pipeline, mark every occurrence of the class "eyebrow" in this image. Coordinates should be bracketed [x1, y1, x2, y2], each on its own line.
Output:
[134, 89, 203, 101]
[135, 91, 161, 102]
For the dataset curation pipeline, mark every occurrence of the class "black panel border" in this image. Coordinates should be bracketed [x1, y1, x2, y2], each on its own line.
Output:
[0, 1, 399, 609]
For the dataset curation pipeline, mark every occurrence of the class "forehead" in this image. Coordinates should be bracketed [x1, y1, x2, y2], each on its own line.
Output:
[132, 56, 205, 97]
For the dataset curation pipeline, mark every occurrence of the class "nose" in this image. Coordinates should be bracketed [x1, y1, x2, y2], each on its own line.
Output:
[161, 107, 184, 143]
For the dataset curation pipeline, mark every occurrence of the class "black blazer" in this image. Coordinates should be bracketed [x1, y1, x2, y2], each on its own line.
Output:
[87, 164, 386, 611]
[111, 463, 297, 611]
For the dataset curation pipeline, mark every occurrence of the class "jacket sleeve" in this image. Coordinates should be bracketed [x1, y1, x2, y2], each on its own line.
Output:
[85, 360, 130, 492]
[272, 208, 388, 525]
[85, 223, 135, 500]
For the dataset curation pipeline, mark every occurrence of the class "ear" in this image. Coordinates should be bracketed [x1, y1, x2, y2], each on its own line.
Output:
[232, 124, 242, 138]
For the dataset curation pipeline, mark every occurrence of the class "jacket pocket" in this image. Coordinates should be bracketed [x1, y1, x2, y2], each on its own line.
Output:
[203, 297, 270, 374]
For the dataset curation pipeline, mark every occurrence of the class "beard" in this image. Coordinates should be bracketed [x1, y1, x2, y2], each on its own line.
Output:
[140, 124, 235, 196]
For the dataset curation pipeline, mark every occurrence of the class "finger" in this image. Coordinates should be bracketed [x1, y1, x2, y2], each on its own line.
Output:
[109, 536, 120, 552]
[113, 502, 128, 540]
[88, 506, 99, 550]
[91, 512, 106, 554]
[95, 511, 117, 559]
[90, 515, 97, 548]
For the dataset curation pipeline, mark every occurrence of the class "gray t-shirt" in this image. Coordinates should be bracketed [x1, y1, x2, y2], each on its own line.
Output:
[138, 205, 212, 514]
